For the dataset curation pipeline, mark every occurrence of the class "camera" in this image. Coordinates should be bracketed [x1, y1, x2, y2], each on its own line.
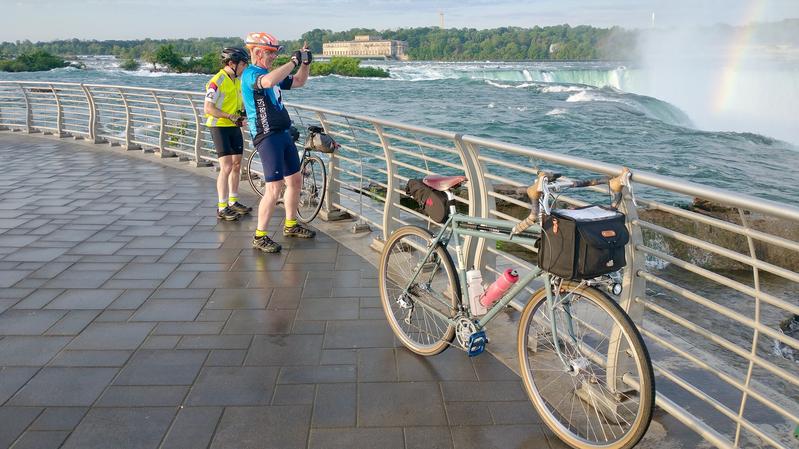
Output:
[301, 51, 310, 65]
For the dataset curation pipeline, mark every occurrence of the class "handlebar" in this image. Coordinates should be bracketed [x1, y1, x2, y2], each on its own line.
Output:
[511, 167, 632, 236]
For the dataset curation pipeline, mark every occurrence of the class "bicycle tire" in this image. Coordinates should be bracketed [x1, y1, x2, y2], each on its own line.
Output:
[246, 149, 264, 198]
[296, 155, 326, 223]
[379, 225, 460, 356]
[517, 281, 654, 449]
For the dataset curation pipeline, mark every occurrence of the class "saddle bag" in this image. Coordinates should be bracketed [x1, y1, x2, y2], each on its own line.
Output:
[405, 179, 450, 223]
[304, 125, 339, 154]
[537, 206, 629, 280]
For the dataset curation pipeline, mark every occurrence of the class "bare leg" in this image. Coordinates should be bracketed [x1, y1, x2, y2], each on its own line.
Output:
[257, 179, 284, 232]
[283, 170, 301, 222]
[217, 155, 233, 205]
[229, 154, 242, 197]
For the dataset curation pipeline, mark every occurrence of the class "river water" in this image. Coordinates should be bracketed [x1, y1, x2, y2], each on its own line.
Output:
[2, 56, 799, 446]
[2, 57, 797, 205]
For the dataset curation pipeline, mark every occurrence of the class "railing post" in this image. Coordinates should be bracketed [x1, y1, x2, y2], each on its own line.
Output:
[79, 84, 103, 143]
[606, 179, 646, 393]
[118, 89, 140, 150]
[152, 91, 174, 157]
[317, 111, 347, 221]
[373, 123, 397, 249]
[20, 83, 33, 134]
[458, 137, 496, 274]
[189, 95, 211, 167]
[50, 84, 66, 137]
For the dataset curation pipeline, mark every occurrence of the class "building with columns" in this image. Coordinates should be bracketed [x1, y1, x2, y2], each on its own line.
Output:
[322, 35, 409, 60]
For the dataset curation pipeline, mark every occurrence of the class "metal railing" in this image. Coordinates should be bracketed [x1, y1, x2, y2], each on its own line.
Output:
[1, 80, 797, 449]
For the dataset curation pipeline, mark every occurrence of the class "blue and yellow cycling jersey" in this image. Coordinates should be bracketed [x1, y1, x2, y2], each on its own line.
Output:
[204, 69, 242, 127]
[241, 65, 293, 145]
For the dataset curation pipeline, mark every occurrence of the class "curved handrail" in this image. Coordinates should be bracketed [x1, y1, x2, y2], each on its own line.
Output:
[0, 80, 797, 449]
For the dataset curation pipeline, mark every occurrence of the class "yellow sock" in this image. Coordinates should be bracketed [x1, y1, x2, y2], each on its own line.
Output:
[255, 229, 268, 237]
[285, 219, 297, 229]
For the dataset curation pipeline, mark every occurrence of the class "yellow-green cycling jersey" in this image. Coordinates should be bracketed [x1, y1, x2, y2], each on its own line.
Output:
[204, 69, 242, 127]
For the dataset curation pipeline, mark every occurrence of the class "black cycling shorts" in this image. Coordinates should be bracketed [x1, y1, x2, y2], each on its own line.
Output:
[256, 129, 301, 182]
[209, 126, 244, 157]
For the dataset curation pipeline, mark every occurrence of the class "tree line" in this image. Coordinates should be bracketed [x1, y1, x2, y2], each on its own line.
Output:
[0, 25, 639, 61]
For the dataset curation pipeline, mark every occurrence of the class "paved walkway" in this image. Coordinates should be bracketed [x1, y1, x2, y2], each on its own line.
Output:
[0, 133, 566, 449]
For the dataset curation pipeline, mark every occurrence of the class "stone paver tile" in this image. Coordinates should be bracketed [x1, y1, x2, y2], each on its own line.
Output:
[205, 288, 271, 309]
[66, 322, 154, 350]
[297, 298, 359, 320]
[450, 424, 552, 449]
[130, 299, 205, 321]
[45, 310, 100, 335]
[397, 347, 478, 381]
[441, 380, 526, 402]
[0, 309, 65, 335]
[357, 348, 398, 382]
[0, 407, 42, 449]
[46, 289, 124, 309]
[177, 335, 252, 350]
[358, 382, 447, 427]
[94, 310, 135, 321]
[404, 427, 454, 449]
[272, 384, 315, 405]
[244, 334, 323, 366]
[13, 289, 63, 309]
[160, 407, 223, 449]
[107, 289, 153, 309]
[0, 367, 38, 404]
[205, 349, 247, 366]
[0, 336, 71, 365]
[30, 407, 88, 431]
[8, 367, 118, 406]
[277, 365, 356, 384]
[487, 401, 542, 424]
[49, 350, 132, 367]
[209, 406, 310, 449]
[308, 428, 404, 449]
[311, 383, 356, 428]
[60, 407, 176, 449]
[323, 320, 395, 349]
[4, 247, 68, 263]
[7, 430, 69, 449]
[96, 385, 189, 407]
[140, 335, 180, 349]
[222, 309, 295, 334]
[185, 366, 279, 406]
[320, 349, 357, 365]
[114, 349, 207, 386]
[446, 402, 493, 426]
[113, 263, 177, 280]
[153, 322, 224, 335]
[150, 288, 213, 300]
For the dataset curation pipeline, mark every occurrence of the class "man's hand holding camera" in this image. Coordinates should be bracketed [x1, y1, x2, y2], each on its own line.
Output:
[290, 42, 312, 68]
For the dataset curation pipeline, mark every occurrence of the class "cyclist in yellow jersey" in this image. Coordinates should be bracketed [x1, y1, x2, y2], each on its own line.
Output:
[204, 47, 252, 221]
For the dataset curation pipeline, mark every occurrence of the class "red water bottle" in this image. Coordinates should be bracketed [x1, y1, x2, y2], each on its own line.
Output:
[480, 269, 519, 307]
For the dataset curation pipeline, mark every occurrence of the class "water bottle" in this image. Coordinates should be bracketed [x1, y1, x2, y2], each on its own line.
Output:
[480, 268, 519, 307]
[466, 269, 487, 315]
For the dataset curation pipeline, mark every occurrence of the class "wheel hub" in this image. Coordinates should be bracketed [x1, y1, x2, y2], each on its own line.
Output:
[568, 356, 590, 376]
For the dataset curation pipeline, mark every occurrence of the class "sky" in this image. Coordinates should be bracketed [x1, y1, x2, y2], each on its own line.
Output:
[2, 0, 799, 42]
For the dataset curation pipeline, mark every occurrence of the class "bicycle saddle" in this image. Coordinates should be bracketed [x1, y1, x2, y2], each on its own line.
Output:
[423, 175, 467, 191]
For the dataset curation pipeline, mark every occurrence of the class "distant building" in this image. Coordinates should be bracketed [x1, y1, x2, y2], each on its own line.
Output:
[323, 35, 409, 60]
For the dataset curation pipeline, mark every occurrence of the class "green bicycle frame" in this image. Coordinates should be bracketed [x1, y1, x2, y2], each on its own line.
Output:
[398, 209, 578, 365]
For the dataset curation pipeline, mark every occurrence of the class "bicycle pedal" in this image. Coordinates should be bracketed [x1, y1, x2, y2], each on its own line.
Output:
[466, 330, 488, 357]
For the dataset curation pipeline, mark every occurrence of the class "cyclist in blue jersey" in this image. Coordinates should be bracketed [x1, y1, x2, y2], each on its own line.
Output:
[242, 32, 314, 253]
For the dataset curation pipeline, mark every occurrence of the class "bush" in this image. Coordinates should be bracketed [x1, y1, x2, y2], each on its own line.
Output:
[119, 58, 140, 71]
[0, 50, 68, 72]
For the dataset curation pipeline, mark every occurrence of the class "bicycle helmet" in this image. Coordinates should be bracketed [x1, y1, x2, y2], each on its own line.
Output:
[221, 47, 250, 64]
[245, 32, 283, 52]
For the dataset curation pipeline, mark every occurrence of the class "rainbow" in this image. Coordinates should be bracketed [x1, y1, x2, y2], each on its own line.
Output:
[713, 0, 767, 112]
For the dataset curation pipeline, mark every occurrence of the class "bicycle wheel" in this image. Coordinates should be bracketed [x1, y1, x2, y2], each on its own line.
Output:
[517, 281, 654, 449]
[246, 149, 264, 198]
[296, 155, 326, 223]
[379, 226, 460, 356]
